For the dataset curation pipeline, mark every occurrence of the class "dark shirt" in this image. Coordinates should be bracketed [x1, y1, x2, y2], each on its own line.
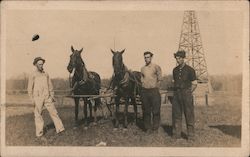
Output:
[173, 64, 196, 89]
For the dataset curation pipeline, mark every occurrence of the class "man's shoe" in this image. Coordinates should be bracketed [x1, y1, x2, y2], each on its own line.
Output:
[187, 136, 195, 142]
[43, 126, 49, 135]
[57, 128, 65, 135]
[145, 129, 153, 135]
[172, 134, 181, 139]
[153, 127, 165, 135]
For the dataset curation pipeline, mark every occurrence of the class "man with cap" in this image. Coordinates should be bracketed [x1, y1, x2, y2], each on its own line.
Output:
[141, 51, 162, 133]
[172, 50, 197, 141]
[28, 57, 65, 138]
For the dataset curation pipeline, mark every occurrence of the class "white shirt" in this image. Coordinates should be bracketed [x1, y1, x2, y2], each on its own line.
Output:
[28, 69, 54, 99]
[141, 63, 162, 89]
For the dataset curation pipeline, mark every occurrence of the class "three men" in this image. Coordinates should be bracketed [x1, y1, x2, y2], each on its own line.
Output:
[28, 57, 65, 137]
[172, 50, 197, 141]
[141, 51, 162, 133]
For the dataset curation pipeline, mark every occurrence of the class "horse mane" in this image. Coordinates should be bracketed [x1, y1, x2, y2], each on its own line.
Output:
[75, 53, 89, 81]
[79, 55, 85, 67]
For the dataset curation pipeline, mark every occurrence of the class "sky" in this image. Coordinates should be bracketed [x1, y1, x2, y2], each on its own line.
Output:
[5, 9, 244, 79]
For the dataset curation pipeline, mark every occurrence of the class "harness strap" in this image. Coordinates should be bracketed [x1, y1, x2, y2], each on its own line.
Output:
[119, 71, 130, 86]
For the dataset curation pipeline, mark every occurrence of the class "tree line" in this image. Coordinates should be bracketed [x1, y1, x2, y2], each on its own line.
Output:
[6, 73, 242, 93]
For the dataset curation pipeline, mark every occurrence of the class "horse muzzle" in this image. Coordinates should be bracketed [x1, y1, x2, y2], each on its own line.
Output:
[69, 68, 76, 78]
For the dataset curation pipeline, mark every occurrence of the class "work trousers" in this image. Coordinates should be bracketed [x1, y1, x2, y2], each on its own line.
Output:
[172, 88, 195, 137]
[141, 88, 161, 131]
[34, 97, 65, 137]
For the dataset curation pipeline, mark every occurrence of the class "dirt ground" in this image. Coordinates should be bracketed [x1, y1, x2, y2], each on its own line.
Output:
[5, 92, 241, 147]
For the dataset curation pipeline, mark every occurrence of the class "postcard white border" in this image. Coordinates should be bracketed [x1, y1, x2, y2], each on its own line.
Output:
[1, 1, 249, 157]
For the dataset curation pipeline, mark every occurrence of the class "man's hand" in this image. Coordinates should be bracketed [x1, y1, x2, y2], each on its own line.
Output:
[51, 96, 56, 102]
[157, 81, 162, 88]
[191, 80, 198, 93]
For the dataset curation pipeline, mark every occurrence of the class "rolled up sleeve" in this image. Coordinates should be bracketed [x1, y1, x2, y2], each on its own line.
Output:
[189, 68, 197, 81]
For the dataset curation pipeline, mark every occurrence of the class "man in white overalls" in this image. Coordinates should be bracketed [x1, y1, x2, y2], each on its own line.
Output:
[28, 57, 65, 137]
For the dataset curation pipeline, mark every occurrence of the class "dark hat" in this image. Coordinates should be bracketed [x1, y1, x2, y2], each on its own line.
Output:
[33, 57, 45, 65]
[32, 34, 40, 41]
[144, 51, 154, 57]
[174, 50, 186, 58]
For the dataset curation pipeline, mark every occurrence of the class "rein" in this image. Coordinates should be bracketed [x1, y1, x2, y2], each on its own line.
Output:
[69, 64, 93, 90]
[114, 64, 129, 87]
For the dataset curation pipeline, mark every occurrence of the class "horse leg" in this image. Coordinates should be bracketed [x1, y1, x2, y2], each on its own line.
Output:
[93, 99, 99, 125]
[83, 98, 88, 129]
[89, 99, 93, 121]
[132, 97, 138, 125]
[114, 96, 120, 129]
[74, 98, 80, 128]
[124, 97, 129, 129]
[107, 103, 113, 118]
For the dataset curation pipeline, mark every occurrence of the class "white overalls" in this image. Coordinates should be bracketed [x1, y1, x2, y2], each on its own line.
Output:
[28, 70, 64, 137]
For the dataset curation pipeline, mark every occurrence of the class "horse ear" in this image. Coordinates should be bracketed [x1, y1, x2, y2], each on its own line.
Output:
[111, 49, 115, 54]
[121, 49, 125, 54]
[79, 48, 83, 53]
[71, 46, 75, 53]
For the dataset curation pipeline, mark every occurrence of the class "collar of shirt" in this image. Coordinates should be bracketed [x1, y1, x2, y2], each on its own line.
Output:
[145, 62, 153, 67]
[178, 63, 186, 70]
[35, 69, 45, 73]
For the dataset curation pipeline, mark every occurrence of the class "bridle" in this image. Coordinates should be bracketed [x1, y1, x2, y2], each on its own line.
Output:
[68, 58, 86, 89]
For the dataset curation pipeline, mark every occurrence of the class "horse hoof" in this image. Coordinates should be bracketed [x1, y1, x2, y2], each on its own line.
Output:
[73, 124, 78, 129]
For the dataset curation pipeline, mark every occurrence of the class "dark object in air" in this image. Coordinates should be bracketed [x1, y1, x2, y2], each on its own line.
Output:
[32, 34, 39, 41]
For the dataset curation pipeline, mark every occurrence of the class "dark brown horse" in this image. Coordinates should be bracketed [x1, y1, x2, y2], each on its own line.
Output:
[67, 46, 101, 129]
[110, 49, 141, 129]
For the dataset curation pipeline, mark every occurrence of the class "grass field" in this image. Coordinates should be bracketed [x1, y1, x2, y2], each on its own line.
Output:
[5, 91, 241, 147]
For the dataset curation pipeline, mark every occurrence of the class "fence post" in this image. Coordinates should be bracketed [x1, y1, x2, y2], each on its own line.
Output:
[205, 92, 208, 106]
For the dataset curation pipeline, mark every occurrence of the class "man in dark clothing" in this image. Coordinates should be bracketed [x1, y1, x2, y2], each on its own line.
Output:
[172, 50, 197, 141]
[141, 51, 162, 133]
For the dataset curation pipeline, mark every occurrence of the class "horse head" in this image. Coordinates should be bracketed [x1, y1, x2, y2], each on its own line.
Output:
[67, 46, 87, 86]
[111, 49, 125, 76]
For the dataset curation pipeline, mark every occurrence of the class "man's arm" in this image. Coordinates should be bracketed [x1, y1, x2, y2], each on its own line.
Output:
[191, 80, 197, 92]
[47, 73, 55, 98]
[190, 68, 197, 92]
[156, 65, 162, 87]
[27, 73, 34, 100]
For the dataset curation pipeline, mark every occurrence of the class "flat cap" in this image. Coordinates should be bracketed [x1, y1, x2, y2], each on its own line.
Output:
[32, 34, 39, 41]
[33, 57, 45, 65]
[174, 50, 186, 58]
